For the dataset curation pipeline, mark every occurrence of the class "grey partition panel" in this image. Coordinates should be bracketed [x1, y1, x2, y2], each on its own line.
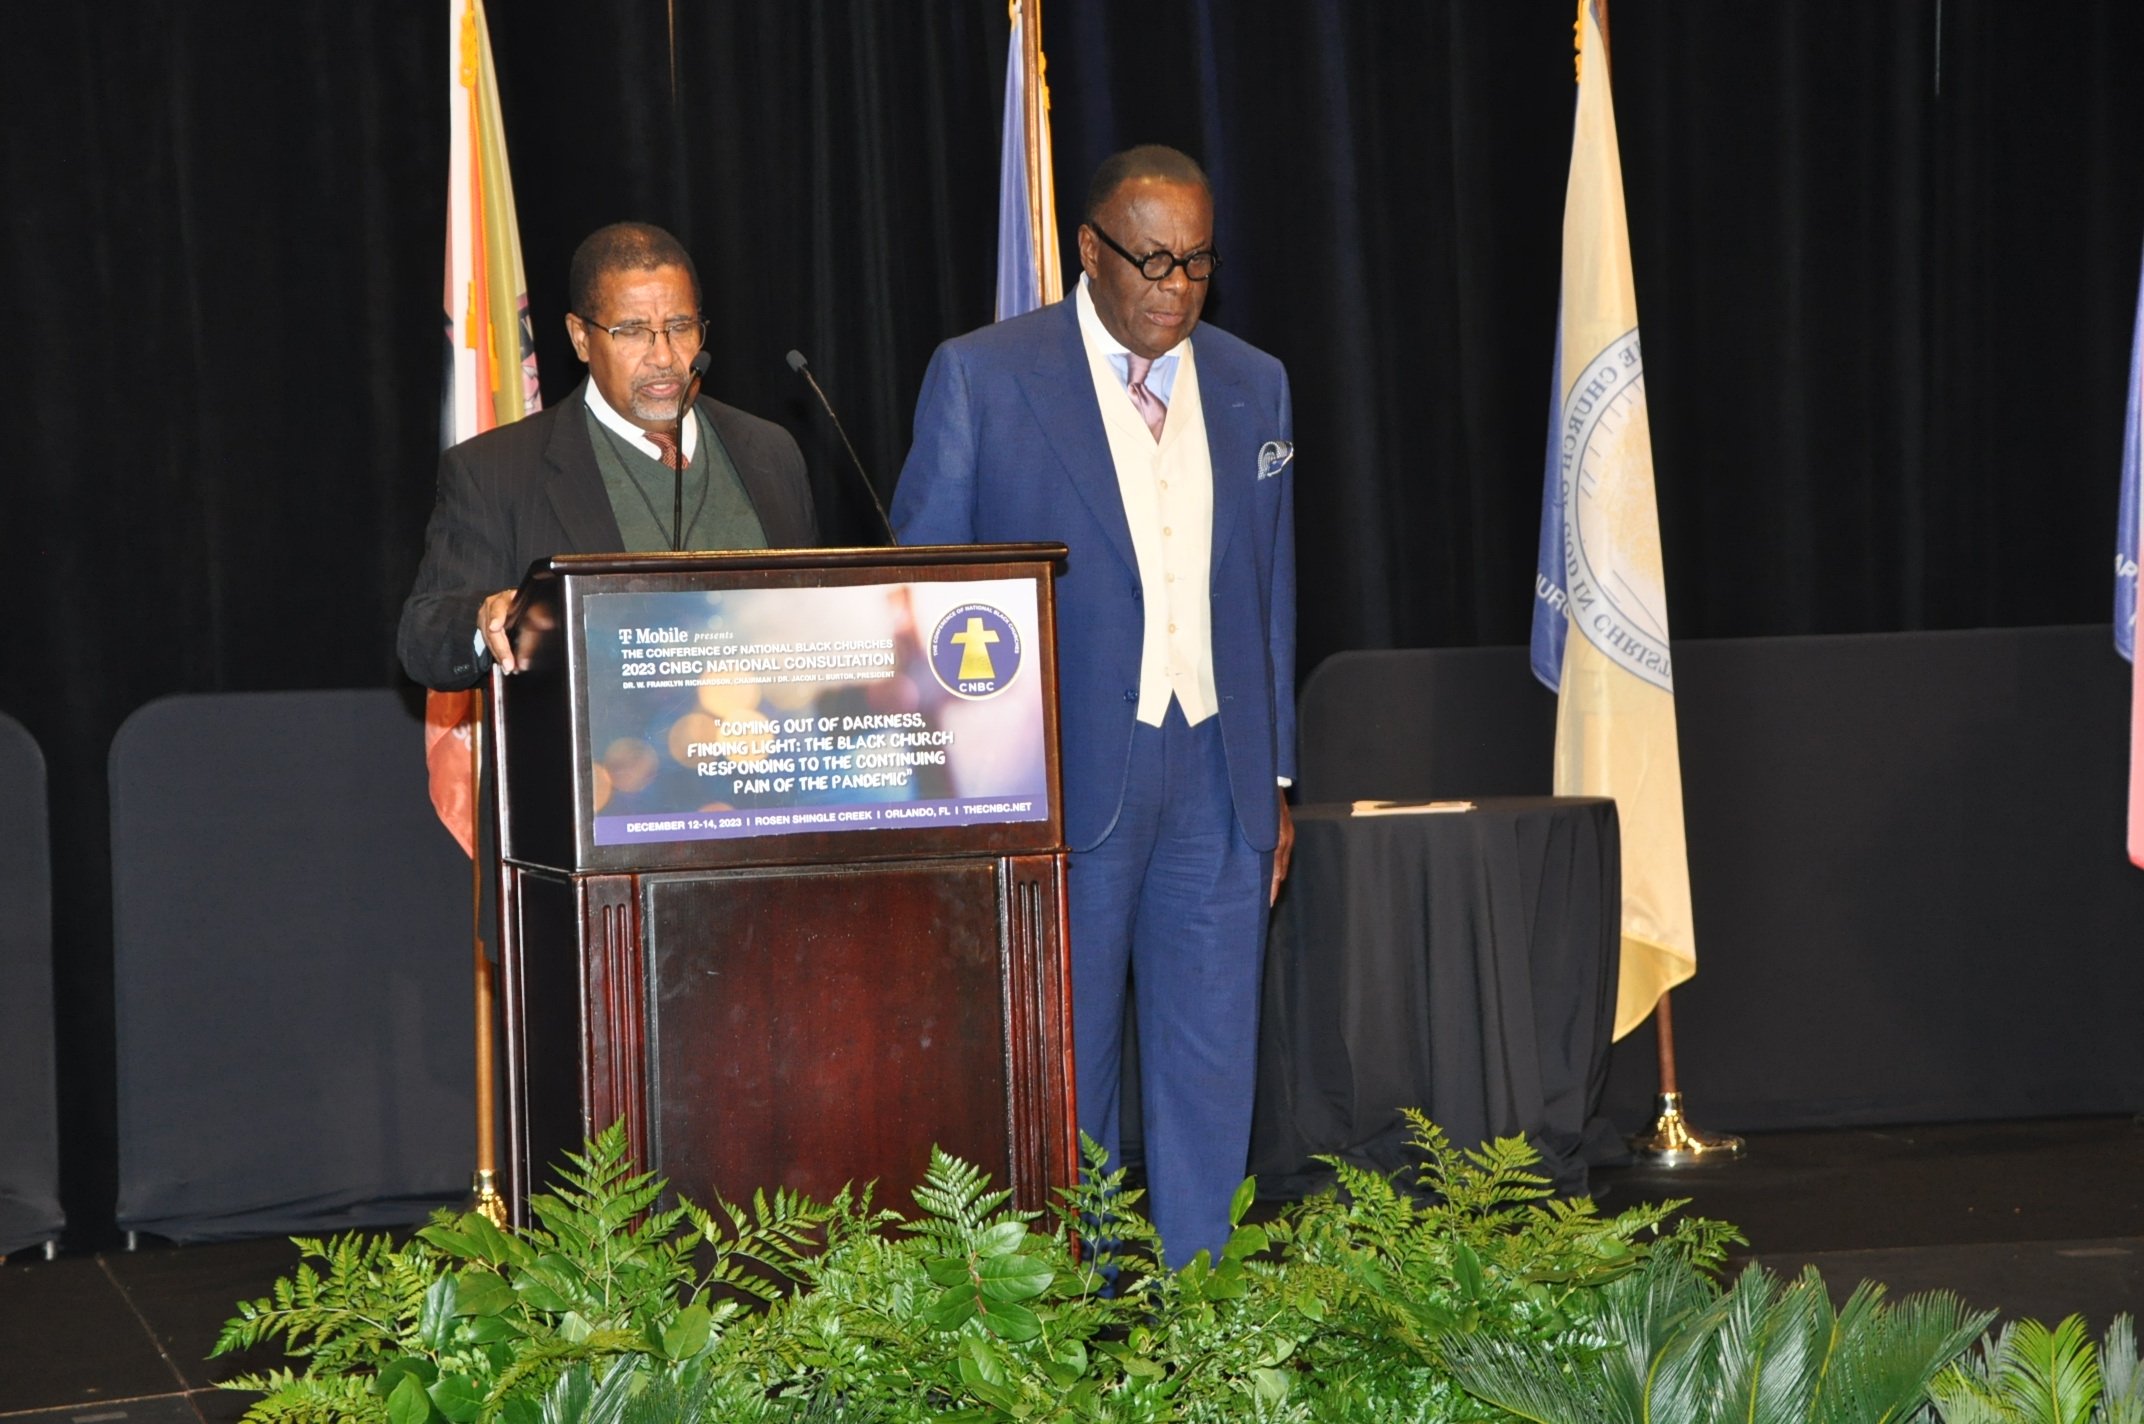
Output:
[112, 690, 474, 1242]
[1296, 628, 2144, 1131]
[1612, 625, 2144, 1130]
[0, 712, 62, 1255]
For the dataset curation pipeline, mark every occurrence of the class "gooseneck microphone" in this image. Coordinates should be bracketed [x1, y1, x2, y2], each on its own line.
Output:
[673, 350, 712, 551]
[786, 349, 896, 546]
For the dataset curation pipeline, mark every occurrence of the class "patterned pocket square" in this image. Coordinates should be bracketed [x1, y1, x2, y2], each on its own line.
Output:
[1257, 440, 1295, 480]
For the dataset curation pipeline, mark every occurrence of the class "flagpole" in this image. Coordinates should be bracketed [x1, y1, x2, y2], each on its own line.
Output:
[445, 0, 536, 1221]
[1019, 0, 1049, 291]
[468, 690, 507, 1224]
[1562, 0, 1737, 1165]
[1629, 990, 1743, 1161]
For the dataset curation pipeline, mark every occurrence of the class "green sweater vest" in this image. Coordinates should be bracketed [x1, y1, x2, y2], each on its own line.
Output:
[585, 407, 769, 553]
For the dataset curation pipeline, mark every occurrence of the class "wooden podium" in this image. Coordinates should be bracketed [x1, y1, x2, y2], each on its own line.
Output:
[486, 545, 1075, 1222]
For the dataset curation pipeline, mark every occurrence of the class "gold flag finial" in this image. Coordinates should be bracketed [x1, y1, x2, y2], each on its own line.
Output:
[458, 0, 480, 92]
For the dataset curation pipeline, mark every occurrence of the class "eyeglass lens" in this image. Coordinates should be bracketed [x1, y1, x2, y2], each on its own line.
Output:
[607, 320, 705, 353]
[1137, 250, 1217, 280]
[1090, 222, 1219, 282]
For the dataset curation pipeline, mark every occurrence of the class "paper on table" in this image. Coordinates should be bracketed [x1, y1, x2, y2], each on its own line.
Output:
[1351, 799, 1476, 816]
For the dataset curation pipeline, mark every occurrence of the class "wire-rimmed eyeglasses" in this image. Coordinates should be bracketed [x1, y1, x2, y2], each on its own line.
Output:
[573, 315, 709, 356]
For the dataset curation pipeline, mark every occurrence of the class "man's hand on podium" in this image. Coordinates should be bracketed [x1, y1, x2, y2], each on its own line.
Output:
[479, 588, 521, 674]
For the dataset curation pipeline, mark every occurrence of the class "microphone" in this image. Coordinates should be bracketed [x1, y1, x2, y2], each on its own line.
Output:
[673, 351, 712, 552]
[787, 349, 896, 546]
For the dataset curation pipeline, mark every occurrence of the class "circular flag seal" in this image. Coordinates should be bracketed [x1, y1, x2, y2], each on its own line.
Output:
[927, 602, 1023, 700]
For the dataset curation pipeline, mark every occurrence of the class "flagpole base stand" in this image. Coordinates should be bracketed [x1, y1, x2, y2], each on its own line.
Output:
[1630, 1092, 1744, 1164]
[468, 1169, 508, 1228]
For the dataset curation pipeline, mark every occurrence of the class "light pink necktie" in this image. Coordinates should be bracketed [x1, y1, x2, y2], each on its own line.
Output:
[645, 429, 690, 470]
[1125, 355, 1168, 442]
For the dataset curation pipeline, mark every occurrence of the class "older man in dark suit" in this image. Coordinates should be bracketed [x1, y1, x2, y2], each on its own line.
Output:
[399, 222, 817, 690]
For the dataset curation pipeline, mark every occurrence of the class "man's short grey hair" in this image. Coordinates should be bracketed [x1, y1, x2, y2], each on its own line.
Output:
[1084, 145, 1211, 223]
[568, 222, 701, 319]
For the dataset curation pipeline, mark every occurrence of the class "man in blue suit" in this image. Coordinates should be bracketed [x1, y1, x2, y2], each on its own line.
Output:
[892, 145, 1296, 1267]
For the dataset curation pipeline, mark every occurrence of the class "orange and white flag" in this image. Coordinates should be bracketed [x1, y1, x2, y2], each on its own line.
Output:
[429, 0, 540, 857]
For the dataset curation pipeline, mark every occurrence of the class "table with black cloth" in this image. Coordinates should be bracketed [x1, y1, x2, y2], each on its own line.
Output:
[1250, 797, 1624, 1199]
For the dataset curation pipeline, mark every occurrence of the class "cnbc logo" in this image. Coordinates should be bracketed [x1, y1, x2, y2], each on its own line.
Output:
[927, 602, 1023, 700]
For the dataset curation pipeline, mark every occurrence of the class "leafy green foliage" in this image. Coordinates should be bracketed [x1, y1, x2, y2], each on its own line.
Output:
[1248, 1111, 1739, 1421]
[214, 1121, 829, 1423]
[1930, 1314, 2144, 1424]
[214, 1111, 2055, 1424]
[1441, 1253, 1993, 1424]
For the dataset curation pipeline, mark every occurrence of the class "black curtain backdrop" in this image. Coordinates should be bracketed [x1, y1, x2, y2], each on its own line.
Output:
[5, 2, 2143, 1246]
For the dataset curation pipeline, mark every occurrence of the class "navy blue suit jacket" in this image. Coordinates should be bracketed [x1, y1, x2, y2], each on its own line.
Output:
[891, 301, 1296, 852]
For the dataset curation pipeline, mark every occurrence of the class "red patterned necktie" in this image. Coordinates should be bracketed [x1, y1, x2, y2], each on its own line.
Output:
[645, 430, 690, 470]
[1125, 355, 1168, 442]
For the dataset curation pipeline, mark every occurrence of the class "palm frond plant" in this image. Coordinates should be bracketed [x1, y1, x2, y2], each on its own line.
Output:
[1929, 1313, 2144, 1424]
[1440, 1253, 1993, 1424]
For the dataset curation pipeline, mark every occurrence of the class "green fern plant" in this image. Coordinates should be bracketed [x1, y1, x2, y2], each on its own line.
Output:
[1226, 1111, 1737, 1422]
[1929, 1314, 2144, 1424]
[672, 1137, 1329, 1421]
[216, 1112, 2078, 1424]
[720, 1139, 1143, 1422]
[1288, 1116, 1733, 1340]
[214, 1122, 829, 1424]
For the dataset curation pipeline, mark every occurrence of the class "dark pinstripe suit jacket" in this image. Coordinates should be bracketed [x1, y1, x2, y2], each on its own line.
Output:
[396, 380, 817, 691]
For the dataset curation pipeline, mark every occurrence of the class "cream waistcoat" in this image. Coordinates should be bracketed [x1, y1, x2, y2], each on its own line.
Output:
[1074, 282, 1218, 728]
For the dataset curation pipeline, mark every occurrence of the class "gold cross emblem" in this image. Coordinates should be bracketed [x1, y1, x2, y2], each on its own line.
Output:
[950, 616, 1000, 682]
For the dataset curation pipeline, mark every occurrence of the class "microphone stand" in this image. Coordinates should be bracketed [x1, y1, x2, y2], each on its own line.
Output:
[786, 349, 896, 546]
[674, 350, 711, 551]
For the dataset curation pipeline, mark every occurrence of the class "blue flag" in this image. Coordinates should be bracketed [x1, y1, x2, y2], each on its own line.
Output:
[995, 1, 1060, 321]
[1530, 312, 1568, 690]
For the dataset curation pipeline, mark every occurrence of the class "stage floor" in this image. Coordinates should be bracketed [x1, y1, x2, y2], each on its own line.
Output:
[1591, 1114, 2143, 1332]
[3, 1116, 2138, 1421]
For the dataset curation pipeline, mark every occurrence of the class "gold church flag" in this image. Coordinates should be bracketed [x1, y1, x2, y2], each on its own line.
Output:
[1529, 0, 1696, 1038]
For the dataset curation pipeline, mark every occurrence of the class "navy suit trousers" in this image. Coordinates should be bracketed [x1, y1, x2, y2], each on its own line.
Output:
[1067, 700, 1270, 1269]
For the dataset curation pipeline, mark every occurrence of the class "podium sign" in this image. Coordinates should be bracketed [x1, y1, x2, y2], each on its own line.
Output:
[578, 578, 1050, 849]
[490, 546, 1075, 1223]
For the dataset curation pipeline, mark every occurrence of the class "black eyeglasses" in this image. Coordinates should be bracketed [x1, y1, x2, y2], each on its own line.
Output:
[573, 315, 709, 356]
[1088, 222, 1222, 282]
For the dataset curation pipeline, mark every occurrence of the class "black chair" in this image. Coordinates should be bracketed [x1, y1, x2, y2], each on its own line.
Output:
[0, 712, 62, 1257]
[1295, 646, 1554, 804]
[110, 690, 475, 1242]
